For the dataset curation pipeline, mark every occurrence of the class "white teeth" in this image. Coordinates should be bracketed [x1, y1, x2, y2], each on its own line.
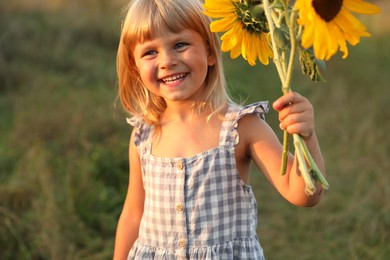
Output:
[161, 74, 186, 84]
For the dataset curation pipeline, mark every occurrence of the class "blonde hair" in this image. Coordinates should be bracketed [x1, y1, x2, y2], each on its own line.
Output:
[117, 0, 231, 125]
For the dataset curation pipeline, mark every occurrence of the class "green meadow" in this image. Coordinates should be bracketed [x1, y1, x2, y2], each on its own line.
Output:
[1, 1, 389, 259]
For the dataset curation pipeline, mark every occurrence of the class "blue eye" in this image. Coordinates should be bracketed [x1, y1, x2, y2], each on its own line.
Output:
[175, 42, 188, 49]
[143, 50, 157, 57]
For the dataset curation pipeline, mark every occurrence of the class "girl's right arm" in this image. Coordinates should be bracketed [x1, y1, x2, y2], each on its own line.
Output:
[113, 130, 145, 260]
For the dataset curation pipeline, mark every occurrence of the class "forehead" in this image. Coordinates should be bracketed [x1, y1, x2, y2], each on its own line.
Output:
[125, 17, 187, 52]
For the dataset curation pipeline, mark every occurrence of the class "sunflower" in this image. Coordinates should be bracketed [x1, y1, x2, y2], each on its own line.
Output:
[295, 0, 381, 61]
[203, 0, 273, 66]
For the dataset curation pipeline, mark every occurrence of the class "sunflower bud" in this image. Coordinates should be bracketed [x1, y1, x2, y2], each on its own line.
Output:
[234, 0, 269, 34]
[249, 4, 265, 21]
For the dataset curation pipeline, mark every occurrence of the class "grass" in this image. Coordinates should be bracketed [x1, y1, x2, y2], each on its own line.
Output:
[1, 1, 389, 259]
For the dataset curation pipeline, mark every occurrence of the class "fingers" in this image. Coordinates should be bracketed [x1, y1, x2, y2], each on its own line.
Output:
[279, 120, 313, 137]
[272, 92, 304, 112]
[273, 92, 315, 138]
[278, 101, 308, 122]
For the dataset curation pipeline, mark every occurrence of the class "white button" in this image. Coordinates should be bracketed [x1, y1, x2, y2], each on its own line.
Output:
[176, 203, 184, 212]
[176, 161, 184, 170]
[178, 238, 186, 248]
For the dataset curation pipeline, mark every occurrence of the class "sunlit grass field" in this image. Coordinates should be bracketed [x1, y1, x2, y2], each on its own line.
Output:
[1, 1, 389, 259]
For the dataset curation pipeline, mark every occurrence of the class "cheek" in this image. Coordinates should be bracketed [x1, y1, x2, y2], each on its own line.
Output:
[138, 69, 151, 84]
[138, 64, 157, 87]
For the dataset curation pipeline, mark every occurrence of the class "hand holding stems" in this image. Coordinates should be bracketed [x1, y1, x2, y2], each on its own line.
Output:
[263, 0, 329, 195]
[273, 93, 328, 195]
[273, 93, 314, 141]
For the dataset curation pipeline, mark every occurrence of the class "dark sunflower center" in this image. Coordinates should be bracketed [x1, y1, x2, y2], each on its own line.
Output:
[312, 0, 343, 22]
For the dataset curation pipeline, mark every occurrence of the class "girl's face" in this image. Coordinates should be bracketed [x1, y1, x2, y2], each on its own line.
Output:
[133, 29, 215, 105]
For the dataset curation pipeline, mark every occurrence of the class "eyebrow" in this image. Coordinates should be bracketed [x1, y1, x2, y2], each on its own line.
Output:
[135, 30, 192, 49]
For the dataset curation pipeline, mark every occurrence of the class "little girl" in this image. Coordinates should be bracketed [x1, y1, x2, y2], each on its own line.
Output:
[113, 0, 325, 259]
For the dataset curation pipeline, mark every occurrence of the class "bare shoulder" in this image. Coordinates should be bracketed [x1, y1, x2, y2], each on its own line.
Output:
[236, 113, 276, 145]
[236, 112, 283, 169]
[234, 113, 281, 183]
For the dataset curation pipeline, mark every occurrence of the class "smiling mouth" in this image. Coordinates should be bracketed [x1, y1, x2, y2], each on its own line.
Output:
[160, 73, 188, 85]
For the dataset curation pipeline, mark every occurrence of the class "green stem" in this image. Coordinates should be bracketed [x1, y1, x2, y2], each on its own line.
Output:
[285, 11, 298, 87]
[279, 11, 300, 175]
[281, 129, 289, 175]
[263, 0, 290, 174]
[297, 135, 330, 190]
[293, 134, 316, 196]
[263, 0, 287, 85]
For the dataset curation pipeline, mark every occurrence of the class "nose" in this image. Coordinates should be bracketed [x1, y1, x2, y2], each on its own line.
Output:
[158, 49, 177, 69]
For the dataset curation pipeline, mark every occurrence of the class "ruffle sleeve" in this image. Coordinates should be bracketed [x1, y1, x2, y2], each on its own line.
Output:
[126, 117, 147, 149]
[231, 101, 269, 146]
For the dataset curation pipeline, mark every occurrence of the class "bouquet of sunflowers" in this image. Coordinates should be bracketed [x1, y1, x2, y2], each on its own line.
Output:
[203, 0, 380, 195]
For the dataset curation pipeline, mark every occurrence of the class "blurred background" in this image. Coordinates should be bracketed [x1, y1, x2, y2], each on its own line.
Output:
[0, 0, 389, 259]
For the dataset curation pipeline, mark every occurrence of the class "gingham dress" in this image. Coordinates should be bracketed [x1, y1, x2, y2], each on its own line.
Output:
[127, 102, 268, 259]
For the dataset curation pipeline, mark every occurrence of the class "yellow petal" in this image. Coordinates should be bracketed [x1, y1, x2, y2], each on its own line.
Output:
[258, 34, 270, 65]
[228, 26, 243, 59]
[343, 0, 381, 15]
[328, 21, 348, 59]
[339, 8, 368, 32]
[325, 29, 337, 58]
[221, 33, 237, 52]
[204, 0, 235, 8]
[221, 38, 234, 52]
[335, 9, 371, 45]
[210, 13, 237, 32]
[247, 34, 258, 66]
[241, 31, 248, 61]
[313, 20, 331, 60]
[203, 0, 236, 18]
[202, 9, 235, 18]
[220, 23, 242, 52]
[301, 22, 315, 48]
[220, 22, 240, 40]
[203, 1, 234, 13]
[230, 36, 243, 59]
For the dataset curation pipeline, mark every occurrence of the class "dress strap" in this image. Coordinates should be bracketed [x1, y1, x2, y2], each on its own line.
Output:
[219, 101, 269, 147]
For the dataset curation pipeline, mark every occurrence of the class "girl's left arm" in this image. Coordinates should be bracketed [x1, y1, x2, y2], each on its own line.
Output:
[240, 92, 325, 207]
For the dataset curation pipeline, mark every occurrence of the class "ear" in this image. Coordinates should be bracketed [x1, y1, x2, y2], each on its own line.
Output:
[207, 52, 215, 66]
